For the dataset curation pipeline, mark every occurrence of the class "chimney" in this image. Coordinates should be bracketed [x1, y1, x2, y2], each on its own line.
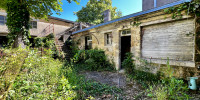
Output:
[103, 9, 111, 22]
[142, 0, 181, 11]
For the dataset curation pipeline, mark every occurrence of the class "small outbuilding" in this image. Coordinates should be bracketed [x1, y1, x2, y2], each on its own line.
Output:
[71, 0, 200, 78]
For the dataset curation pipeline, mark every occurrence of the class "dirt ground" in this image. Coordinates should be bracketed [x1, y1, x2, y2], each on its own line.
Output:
[81, 71, 150, 100]
[81, 71, 200, 100]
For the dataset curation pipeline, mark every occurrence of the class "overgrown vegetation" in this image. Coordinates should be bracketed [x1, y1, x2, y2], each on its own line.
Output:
[122, 53, 189, 99]
[0, 0, 78, 47]
[0, 48, 28, 99]
[122, 53, 162, 87]
[147, 60, 189, 100]
[0, 48, 76, 99]
[0, 47, 121, 99]
[61, 63, 121, 99]
[122, 53, 135, 74]
[72, 49, 115, 71]
[33, 33, 59, 58]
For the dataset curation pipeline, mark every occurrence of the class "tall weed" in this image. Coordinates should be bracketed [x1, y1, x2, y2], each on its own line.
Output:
[0, 48, 27, 98]
[5, 48, 76, 100]
[147, 59, 189, 100]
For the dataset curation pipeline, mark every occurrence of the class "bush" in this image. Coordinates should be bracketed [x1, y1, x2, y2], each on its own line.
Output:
[122, 53, 135, 74]
[33, 33, 59, 58]
[72, 49, 115, 71]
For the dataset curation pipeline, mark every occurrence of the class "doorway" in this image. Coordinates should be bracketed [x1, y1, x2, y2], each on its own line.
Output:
[120, 36, 131, 69]
[0, 36, 8, 48]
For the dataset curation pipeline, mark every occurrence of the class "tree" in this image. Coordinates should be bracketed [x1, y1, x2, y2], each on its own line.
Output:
[75, 0, 122, 25]
[0, 0, 78, 48]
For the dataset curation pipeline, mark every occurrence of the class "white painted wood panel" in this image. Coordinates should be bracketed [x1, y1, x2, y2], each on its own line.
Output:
[142, 19, 195, 61]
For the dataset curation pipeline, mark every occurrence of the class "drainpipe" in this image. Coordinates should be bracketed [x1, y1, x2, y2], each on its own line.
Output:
[154, 0, 157, 8]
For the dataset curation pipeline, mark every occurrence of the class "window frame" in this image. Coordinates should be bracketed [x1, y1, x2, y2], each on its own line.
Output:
[30, 21, 37, 29]
[105, 32, 112, 46]
[120, 29, 131, 36]
[0, 15, 6, 25]
[85, 35, 92, 50]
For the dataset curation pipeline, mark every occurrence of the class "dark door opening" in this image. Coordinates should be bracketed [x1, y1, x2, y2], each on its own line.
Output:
[121, 36, 131, 69]
[0, 36, 8, 48]
[85, 36, 92, 50]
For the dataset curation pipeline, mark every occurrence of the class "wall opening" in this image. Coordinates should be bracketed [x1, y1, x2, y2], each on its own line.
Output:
[120, 36, 131, 69]
[85, 36, 92, 50]
[0, 36, 8, 48]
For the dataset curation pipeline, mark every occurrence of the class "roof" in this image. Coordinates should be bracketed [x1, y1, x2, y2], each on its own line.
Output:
[72, 0, 191, 35]
[49, 16, 75, 24]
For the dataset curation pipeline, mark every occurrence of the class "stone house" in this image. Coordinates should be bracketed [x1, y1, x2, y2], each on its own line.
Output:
[0, 9, 75, 48]
[72, 0, 199, 78]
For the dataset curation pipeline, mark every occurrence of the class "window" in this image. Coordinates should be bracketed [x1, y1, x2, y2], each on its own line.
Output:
[105, 32, 112, 45]
[121, 29, 131, 36]
[0, 15, 6, 25]
[30, 21, 37, 29]
[85, 36, 92, 50]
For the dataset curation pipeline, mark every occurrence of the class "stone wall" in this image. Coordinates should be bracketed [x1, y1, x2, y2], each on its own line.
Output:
[72, 9, 198, 78]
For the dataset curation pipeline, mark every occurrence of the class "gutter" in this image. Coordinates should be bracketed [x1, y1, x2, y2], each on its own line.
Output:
[72, 0, 191, 35]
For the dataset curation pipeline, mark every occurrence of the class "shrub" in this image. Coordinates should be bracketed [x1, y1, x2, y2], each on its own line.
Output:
[122, 53, 135, 74]
[72, 49, 115, 71]
[33, 33, 59, 58]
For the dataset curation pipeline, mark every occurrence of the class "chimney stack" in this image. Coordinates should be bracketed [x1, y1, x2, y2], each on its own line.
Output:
[103, 9, 111, 22]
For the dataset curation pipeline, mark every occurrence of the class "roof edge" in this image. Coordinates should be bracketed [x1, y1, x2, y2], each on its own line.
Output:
[72, 0, 191, 35]
[49, 16, 75, 24]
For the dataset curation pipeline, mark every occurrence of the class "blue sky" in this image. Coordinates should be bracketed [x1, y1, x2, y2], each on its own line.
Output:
[52, 0, 142, 21]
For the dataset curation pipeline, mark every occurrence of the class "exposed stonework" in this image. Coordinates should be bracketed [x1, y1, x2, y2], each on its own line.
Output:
[72, 9, 200, 78]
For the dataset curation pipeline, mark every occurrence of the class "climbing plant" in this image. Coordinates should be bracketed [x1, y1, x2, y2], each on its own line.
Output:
[0, 0, 79, 48]
[164, 0, 200, 19]
[130, 18, 141, 27]
[164, 0, 200, 63]
[6, 2, 30, 48]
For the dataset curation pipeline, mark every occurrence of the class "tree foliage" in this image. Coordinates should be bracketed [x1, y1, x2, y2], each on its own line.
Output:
[0, 0, 78, 48]
[75, 0, 122, 25]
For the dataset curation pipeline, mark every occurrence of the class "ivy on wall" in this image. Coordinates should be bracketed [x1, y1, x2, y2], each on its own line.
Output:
[164, 0, 200, 63]
[6, 2, 30, 48]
